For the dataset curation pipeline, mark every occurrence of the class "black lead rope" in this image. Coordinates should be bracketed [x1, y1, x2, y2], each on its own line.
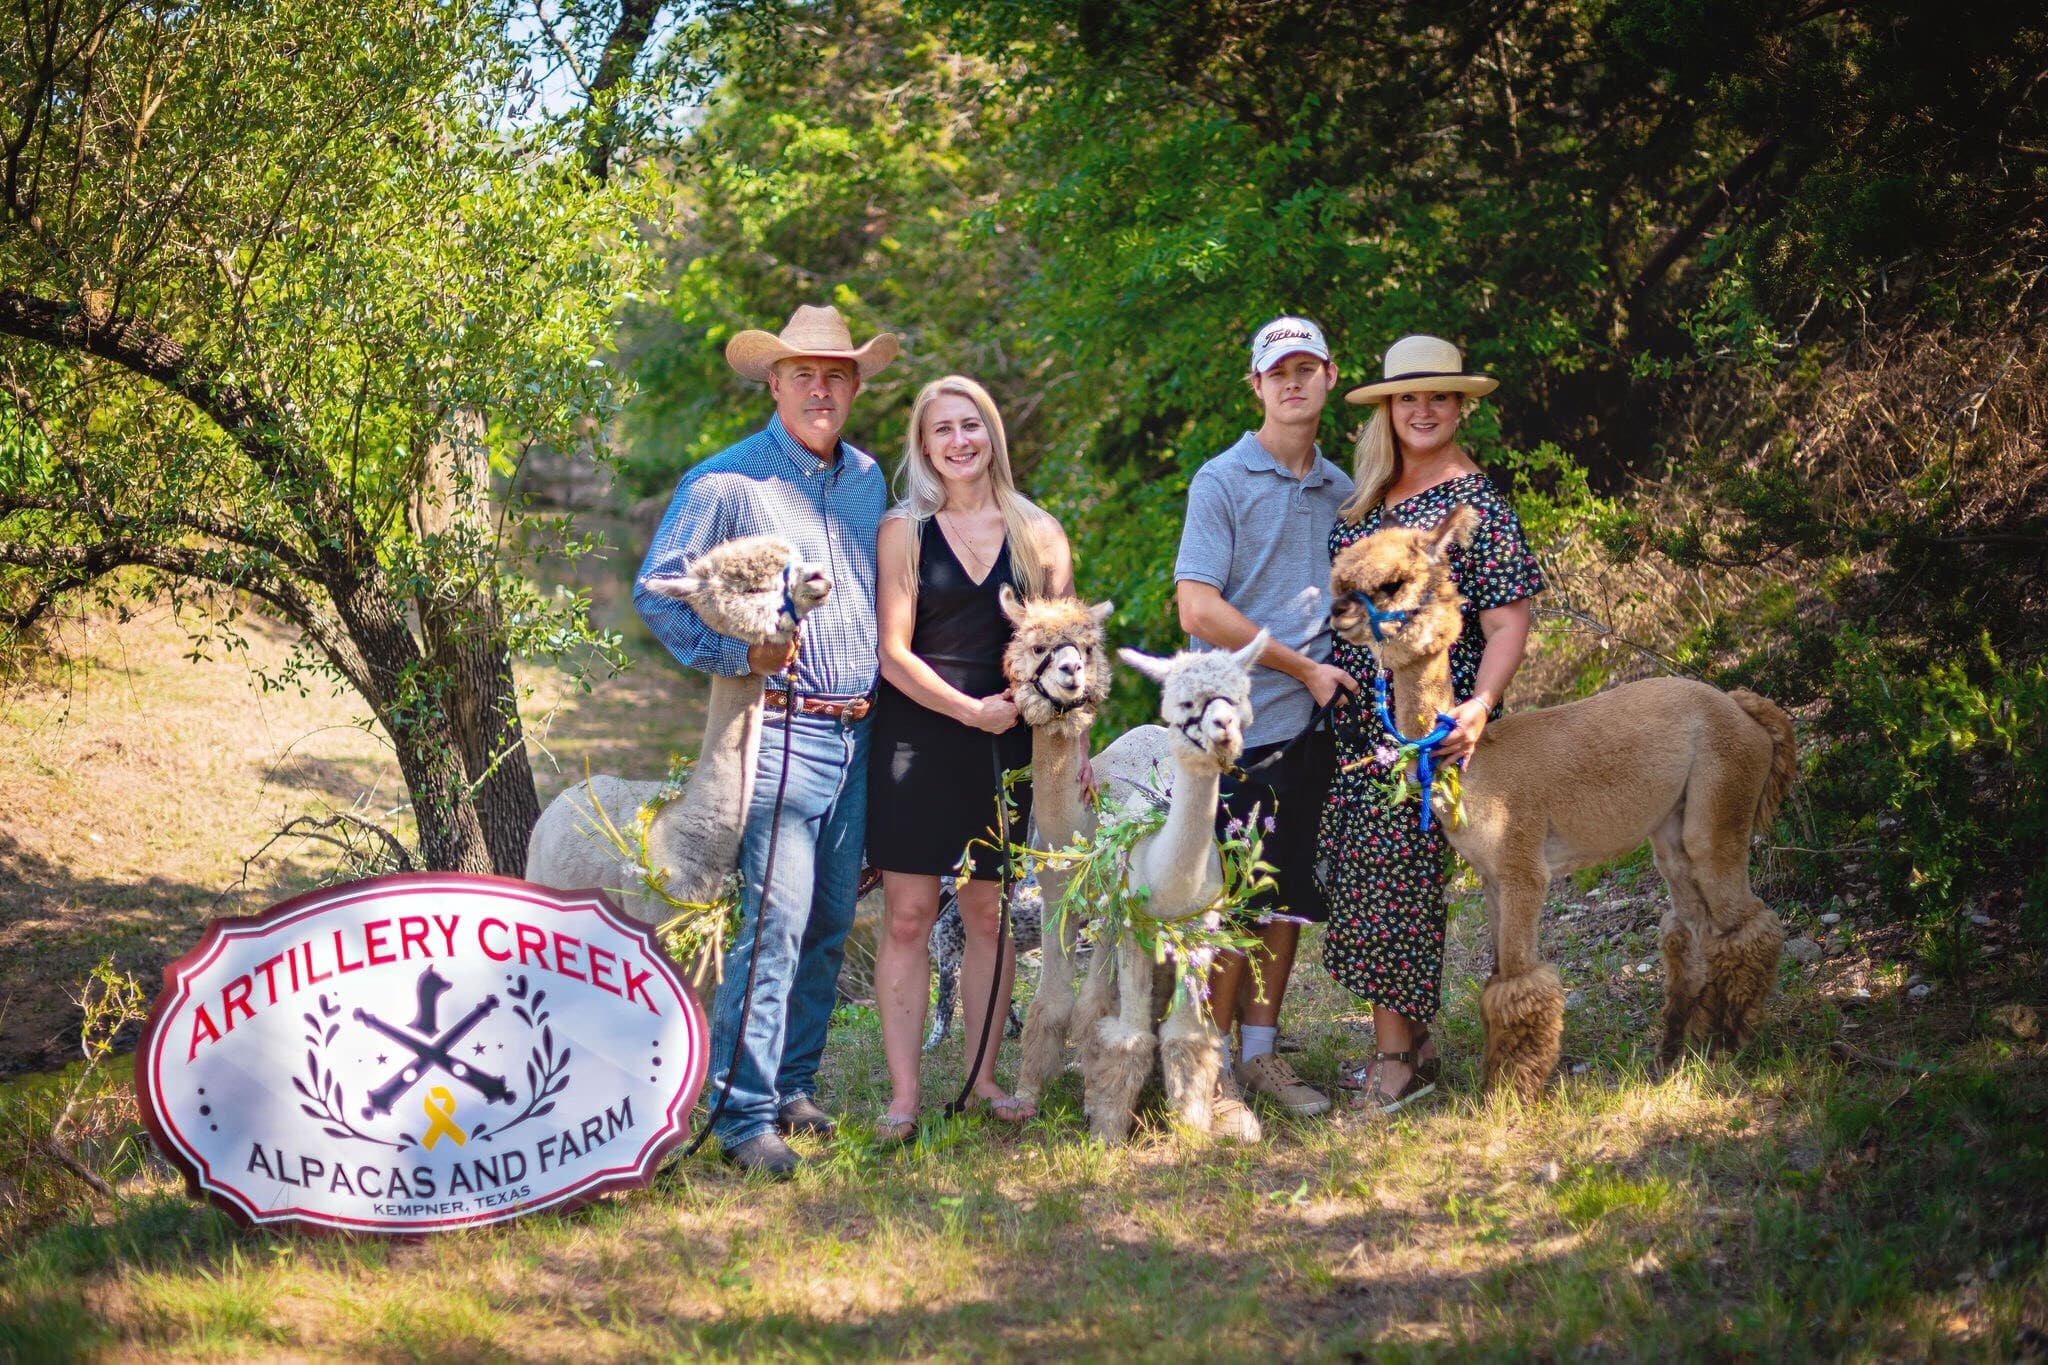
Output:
[1236, 614, 1354, 779]
[683, 648, 802, 1159]
[945, 737, 1013, 1119]
[1240, 696, 1337, 779]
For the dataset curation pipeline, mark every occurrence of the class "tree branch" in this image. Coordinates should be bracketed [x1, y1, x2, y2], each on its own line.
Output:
[1624, 135, 1782, 313]
[0, 533, 372, 693]
[580, 0, 667, 181]
[0, 289, 358, 541]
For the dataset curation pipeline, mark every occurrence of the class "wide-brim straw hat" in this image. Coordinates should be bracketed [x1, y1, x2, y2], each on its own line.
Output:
[1343, 334, 1498, 405]
[725, 304, 900, 382]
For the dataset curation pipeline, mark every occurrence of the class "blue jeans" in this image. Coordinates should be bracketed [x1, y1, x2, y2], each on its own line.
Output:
[707, 711, 869, 1149]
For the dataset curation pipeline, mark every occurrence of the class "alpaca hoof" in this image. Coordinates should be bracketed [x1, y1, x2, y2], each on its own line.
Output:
[1703, 911, 1783, 1051]
[1480, 965, 1565, 1104]
[1081, 1018, 1154, 1146]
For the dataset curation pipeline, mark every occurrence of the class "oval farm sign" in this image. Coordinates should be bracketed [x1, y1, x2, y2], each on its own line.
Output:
[136, 874, 709, 1234]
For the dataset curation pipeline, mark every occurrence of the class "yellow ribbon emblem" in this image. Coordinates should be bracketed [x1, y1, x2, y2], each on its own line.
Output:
[421, 1085, 467, 1150]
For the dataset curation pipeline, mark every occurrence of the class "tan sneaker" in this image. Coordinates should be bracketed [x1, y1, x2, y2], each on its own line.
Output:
[1236, 1051, 1333, 1117]
[1209, 1068, 1264, 1142]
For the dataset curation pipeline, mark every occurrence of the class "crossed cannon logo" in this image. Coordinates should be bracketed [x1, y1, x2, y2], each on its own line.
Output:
[351, 967, 516, 1149]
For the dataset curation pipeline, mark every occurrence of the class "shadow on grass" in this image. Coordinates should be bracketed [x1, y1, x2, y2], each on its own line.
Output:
[0, 1194, 249, 1359]
[0, 831, 237, 1078]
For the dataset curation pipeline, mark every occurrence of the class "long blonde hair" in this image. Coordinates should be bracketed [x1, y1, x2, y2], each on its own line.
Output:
[891, 375, 1054, 598]
[1337, 396, 1468, 524]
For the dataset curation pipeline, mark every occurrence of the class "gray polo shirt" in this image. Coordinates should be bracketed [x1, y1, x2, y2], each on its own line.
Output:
[1173, 432, 1356, 748]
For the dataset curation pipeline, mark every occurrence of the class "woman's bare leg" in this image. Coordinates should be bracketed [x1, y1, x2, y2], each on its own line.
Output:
[876, 872, 943, 1116]
[955, 876, 1019, 1101]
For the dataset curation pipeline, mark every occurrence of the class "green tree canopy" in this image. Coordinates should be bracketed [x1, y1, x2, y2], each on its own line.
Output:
[1, 0, 658, 872]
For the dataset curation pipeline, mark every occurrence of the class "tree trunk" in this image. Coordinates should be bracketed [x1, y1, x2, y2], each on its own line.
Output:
[433, 594, 541, 877]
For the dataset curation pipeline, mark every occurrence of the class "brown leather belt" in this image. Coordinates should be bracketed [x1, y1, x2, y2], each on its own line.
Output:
[763, 689, 871, 722]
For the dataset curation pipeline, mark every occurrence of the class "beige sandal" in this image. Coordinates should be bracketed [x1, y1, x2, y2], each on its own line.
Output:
[874, 1112, 917, 1144]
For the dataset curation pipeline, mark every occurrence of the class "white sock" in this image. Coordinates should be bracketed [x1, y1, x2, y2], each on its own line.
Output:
[1239, 1025, 1278, 1063]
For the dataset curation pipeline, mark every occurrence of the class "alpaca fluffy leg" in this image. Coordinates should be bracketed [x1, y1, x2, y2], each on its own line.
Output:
[1680, 763, 1785, 1053]
[1651, 821, 1712, 1068]
[1480, 872, 1563, 1101]
[1157, 972, 1222, 1134]
[1480, 965, 1566, 1102]
[1701, 906, 1783, 1051]
[1070, 926, 1119, 1075]
[1083, 930, 1156, 1144]
[1014, 900, 1079, 1104]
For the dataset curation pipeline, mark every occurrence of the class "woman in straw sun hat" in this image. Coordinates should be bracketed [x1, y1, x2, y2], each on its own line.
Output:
[1315, 334, 1546, 1114]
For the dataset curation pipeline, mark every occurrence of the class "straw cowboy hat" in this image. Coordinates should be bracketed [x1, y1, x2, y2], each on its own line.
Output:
[725, 304, 901, 382]
[1343, 334, 1498, 405]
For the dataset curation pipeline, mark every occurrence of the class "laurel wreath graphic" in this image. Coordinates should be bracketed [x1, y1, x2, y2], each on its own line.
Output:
[470, 974, 574, 1144]
[294, 1003, 403, 1149]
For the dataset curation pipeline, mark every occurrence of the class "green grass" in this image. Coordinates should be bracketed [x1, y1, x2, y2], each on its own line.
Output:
[3, 890, 2044, 1359]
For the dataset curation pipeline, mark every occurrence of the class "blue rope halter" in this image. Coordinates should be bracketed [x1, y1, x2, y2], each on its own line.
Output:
[1372, 667, 1460, 833]
[777, 563, 803, 636]
[1343, 590, 1415, 643]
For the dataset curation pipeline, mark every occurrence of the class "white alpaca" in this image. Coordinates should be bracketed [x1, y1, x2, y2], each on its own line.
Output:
[994, 588, 1116, 1106]
[525, 536, 831, 947]
[1068, 632, 1268, 1144]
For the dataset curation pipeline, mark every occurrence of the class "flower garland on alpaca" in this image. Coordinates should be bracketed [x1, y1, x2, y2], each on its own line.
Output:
[981, 765, 1283, 1009]
[575, 754, 742, 967]
[1346, 729, 1470, 832]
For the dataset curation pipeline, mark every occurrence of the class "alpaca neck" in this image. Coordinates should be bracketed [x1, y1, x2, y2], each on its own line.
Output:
[654, 672, 765, 906]
[1031, 716, 1093, 846]
[1387, 652, 1457, 741]
[1132, 754, 1222, 916]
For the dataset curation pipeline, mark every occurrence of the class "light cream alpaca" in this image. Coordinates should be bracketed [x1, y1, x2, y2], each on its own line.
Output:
[525, 536, 831, 947]
[994, 587, 1116, 1107]
[1066, 632, 1269, 1143]
[1329, 506, 1797, 1099]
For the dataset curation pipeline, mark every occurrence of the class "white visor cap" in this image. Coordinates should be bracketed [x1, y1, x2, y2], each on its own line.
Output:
[1250, 316, 1331, 376]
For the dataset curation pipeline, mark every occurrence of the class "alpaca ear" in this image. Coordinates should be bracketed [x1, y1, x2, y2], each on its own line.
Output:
[1424, 504, 1479, 562]
[1230, 629, 1270, 671]
[1118, 647, 1172, 685]
[998, 583, 1026, 625]
[641, 572, 701, 601]
[1088, 599, 1115, 625]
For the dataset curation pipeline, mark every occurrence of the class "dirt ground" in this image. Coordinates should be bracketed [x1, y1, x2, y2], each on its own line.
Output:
[0, 585, 703, 1078]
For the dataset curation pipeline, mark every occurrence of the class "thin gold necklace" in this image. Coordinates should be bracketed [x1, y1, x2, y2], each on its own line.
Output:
[939, 508, 998, 577]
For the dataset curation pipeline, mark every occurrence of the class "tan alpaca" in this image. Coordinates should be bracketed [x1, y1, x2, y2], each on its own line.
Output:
[1329, 507, 1796, 1098]
[994, 587, 1116, 1106]
[525, 536, 832, 956]
[1068, 632, 1269, 1143]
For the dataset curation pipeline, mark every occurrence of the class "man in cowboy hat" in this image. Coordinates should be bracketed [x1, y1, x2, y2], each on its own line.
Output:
[1173, 314, 1356, 1136]
[636, 304, 899, 1177]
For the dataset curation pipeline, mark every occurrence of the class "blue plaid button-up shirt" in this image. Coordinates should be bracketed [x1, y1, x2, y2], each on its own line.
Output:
[635, 414, 887, 698]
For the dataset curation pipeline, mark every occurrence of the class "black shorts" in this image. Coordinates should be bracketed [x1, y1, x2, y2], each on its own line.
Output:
[1215, 725, 1337, 924]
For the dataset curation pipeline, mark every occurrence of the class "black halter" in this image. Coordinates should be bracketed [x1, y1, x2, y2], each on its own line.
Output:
[1026, 644, 1090, 718]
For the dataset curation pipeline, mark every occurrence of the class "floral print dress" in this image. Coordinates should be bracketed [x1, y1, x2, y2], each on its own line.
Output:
[1316, 472, 1545, 1022]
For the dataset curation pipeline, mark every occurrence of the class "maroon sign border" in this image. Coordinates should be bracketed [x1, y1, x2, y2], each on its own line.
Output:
[134, 871, 709, 1235]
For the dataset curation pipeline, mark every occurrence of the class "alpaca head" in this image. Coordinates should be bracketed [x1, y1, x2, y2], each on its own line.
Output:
[642, 534, 832, 644]
[1328, 504, 1475, 669]
[1118, 632, 1267, 772]
[998, 586, 1115, 731]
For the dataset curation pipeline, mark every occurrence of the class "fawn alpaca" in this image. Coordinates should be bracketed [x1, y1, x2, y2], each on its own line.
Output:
[1330, 506, 1795, 1098]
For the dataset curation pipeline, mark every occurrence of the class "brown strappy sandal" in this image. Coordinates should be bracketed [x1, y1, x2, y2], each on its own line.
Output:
[1346, 1051, 1436, 1115]
[1413, 1027, 1441, 1087]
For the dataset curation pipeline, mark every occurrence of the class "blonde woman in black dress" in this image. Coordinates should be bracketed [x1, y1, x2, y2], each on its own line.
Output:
[868, 375, 1082, 1141]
